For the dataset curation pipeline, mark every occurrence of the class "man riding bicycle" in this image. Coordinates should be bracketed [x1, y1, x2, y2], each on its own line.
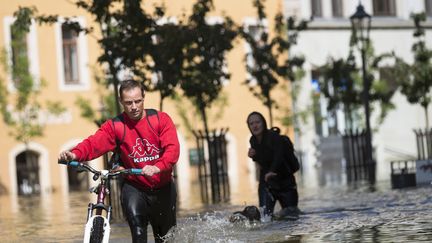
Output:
[59, 79, 180, 243]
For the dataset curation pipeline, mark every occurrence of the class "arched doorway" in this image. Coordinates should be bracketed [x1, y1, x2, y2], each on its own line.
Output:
[16, 150, 40, 195]
[67, 165, 89, 191]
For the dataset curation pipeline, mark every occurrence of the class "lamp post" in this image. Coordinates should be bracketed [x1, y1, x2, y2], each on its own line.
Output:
[350, 3, 374, 181]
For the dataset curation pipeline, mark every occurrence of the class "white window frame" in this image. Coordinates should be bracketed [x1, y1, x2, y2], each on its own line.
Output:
[372, 0, 397, 16]
[242, 17, 269, 87]
[55, 17, 90, 91]
[206, 16, 230, 86]
[426, 0, 432, 16]
[311, 0, 323, 18]
[3, 16, 41, 92]
[331, 0, 344, 18]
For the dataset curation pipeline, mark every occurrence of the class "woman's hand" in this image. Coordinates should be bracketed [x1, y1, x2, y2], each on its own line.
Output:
[264, 172, 277, 182]
[248, 148, 256, 158]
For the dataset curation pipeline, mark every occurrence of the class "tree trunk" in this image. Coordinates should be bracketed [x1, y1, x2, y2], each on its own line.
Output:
[200, 104, 210, 139]
[268, 103, 273, 128]
[159, 91, 164, 112]
[424, 103, 429, 130]
[110, 64, 121, 114]
[345, 104, 353, 131]
[266, 93, 273, 127]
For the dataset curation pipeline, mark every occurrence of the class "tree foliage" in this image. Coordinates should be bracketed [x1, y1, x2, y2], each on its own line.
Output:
[145, 5, 187, 111]
[74, 0, 155, 114]
[317, 50, 364, 130]
[180, 0, 237, 136]
[0, 7, 65, 144]
[240, 0, 307, 127]
[392, 12, 432, 129]
[317, 33, 398, 130]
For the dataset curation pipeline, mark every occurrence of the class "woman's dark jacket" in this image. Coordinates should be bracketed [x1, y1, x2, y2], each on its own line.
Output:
[249, 129, 296, 190]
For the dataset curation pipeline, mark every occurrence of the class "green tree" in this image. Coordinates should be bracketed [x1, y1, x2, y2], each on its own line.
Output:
[8, 5, 117, 127]
[180, 0, 237, 137]
[75, 67, 118, 126]
[75, 0, 155, 114]
[318, 53, 362, 130]
[21, 1, 158, 122]
[317, 35, 398, 130]
[0, 7, 64, 145]
[241, 0, 307, 127]
[392, 12, 432, 129]
[144, 5, 187, 111]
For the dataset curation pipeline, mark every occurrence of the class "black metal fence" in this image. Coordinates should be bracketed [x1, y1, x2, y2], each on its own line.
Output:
[390, 160, 416, 189]
[389, 129, 432, 189]
[414, 129, 432, 160]
[342, 129, 376, 183]
[192, 128, 230, 204]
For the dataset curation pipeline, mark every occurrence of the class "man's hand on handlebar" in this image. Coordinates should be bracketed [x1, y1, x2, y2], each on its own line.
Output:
[142, 165, 160, 177]
[58, 151, 77, 163]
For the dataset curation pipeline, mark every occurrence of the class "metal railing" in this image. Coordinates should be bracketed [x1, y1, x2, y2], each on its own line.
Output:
[342, 129, 376, 183]
[193, 128, 230, 204]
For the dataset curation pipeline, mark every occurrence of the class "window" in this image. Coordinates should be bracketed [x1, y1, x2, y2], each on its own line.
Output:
[373, 0, 396, 16]
[243, 19, 267, 86]
[4, 16, 39, 90]
[426, 0, 432, 16]
[311, 69, 340, 136]
[10, 24, 29, 86]
[311, 0, 323, 18]
[332, 0, 343, 17]
[56, 17, 89, 91]
[62, 24, 79, 84]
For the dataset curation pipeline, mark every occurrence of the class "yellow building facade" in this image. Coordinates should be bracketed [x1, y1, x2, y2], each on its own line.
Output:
[0, 0, 291, 208]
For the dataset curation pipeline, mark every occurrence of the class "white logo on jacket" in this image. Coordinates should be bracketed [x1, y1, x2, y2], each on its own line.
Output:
[129, 138, 160, 163]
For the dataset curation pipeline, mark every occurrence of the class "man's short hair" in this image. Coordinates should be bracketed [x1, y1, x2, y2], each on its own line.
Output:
[119, 79, 145, 100]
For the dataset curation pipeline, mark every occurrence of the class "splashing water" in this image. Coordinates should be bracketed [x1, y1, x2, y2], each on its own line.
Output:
[163, 184, 432, 243]
[163, 210, 266, 243]
[1, 182, 431, 242]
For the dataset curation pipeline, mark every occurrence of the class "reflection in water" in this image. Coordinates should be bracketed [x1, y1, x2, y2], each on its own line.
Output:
[1, 181, 432, 242]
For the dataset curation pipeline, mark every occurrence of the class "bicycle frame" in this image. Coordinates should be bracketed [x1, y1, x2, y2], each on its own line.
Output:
[59, 161, 141, 243]
[83, 169, 112, 243]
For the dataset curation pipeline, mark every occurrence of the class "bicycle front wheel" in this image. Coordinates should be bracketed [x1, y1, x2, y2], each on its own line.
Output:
[89, 216, 105, 243]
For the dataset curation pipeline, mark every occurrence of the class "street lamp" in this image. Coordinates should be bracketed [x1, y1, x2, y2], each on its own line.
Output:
[350, 3, 374, 181]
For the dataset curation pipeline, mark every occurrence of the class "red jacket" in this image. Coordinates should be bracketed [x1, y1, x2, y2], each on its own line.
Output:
[71, 111, 180, 190]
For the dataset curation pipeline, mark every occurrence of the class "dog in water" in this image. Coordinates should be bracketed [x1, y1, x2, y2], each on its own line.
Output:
[229, 205, 261, 223]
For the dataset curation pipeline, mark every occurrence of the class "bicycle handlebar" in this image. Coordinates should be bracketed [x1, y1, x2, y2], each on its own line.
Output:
[58, 160, 143, 177]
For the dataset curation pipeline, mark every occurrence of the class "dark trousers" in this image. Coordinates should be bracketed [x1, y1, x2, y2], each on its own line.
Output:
[121, 181, 177, 243]
[258, 181, 298, 216]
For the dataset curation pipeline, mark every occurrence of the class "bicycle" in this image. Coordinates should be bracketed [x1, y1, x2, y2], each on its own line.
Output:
[58, 160, 142, 243]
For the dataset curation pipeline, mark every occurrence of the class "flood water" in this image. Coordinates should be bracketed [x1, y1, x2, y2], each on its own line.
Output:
[1, 181, 432, 242]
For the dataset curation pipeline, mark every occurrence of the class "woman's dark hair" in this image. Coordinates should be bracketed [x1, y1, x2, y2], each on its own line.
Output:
[119, 79, 145, 99]
[246, 111, 268, 131]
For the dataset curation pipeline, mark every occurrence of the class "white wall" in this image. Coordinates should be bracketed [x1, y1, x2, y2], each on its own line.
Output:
[288, 0, 432, 181]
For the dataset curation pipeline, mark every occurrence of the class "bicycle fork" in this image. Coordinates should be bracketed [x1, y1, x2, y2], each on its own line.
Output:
[83, 183, 112, 243]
